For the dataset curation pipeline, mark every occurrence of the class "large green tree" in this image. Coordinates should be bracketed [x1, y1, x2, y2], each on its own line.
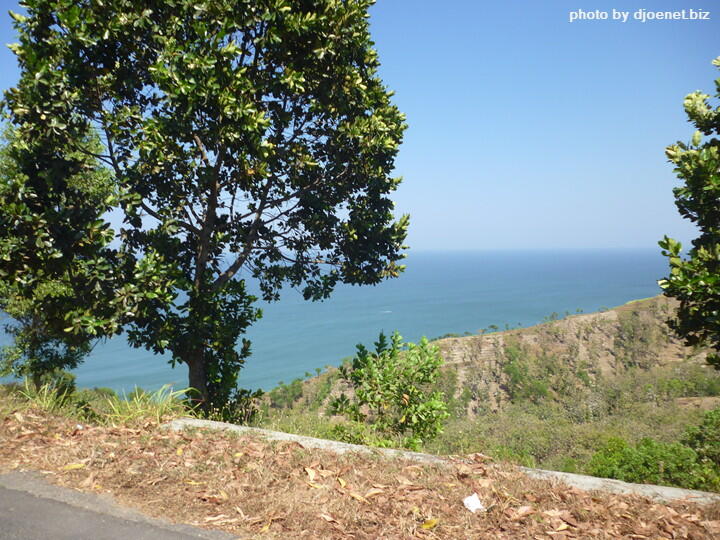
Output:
[3, 0, 408, 408]
[659, 57, 720, 367]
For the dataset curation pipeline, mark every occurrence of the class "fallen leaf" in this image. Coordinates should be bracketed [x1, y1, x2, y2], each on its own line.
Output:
[513, 505, 535, 520]
[305, 467, 317, 482]
[306, 481, 324, 489]
[560, 512, 578, 528]
[176, 448, 183, 456]
[348, 491, 368, 503]
[364, 487, 384, 499]
[476, 478, 492, 488]
[62, 463, 85, 471]
[471, 452, 492, 463]
[318, 513, 337, 523]
[421, 518, 439, 530]
[337, 477, 346, 488]
[80, 473, 96, 488]
[545, 509, 564, 518]
[204, 514, 229, 522]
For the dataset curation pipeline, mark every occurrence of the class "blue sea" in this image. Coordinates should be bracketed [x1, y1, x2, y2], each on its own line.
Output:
[1, 249, 670, 393]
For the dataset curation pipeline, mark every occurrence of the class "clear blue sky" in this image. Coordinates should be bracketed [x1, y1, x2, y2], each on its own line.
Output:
[0, 1, 717, 250]
[368, 1, 718, 249]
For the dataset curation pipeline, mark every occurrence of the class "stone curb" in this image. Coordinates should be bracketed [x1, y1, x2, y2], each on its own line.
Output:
[166, 417, 720, 505]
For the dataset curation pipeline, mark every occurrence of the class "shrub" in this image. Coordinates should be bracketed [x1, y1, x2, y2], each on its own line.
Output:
[268, 378, 303, 409]
[328, 421, 395, 448]
[329, 331, 449, 450]
[588, 437, 720, 491]
[682, 407, 720, 468]
[200, 388, 265, 424]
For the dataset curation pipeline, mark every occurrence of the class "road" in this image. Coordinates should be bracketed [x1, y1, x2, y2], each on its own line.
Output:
[0, 472, 237, 540]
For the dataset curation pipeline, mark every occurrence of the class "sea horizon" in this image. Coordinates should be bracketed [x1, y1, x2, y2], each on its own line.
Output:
[1, 248, 672, 393]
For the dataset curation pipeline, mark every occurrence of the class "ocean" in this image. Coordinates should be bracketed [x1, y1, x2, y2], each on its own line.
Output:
[1, 249, 671, 393]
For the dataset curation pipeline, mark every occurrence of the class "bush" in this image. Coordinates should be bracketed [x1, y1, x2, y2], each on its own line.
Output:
[328, 421, 395, 448]
[682, 407, 720, 468]
[329, 331, 449, 450]
[201, 388, 264, 424]
[268, 378, 303, 409]
[588, 437, 720, 491]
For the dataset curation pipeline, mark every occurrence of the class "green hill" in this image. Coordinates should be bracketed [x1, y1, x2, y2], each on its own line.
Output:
[257, 296, 720, 480]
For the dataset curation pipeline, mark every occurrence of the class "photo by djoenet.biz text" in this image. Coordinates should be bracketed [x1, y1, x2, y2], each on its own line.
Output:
[568, 8, 711, 23]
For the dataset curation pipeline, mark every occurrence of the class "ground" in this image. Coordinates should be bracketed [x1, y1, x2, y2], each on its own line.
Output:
[2, 407, 720, 539]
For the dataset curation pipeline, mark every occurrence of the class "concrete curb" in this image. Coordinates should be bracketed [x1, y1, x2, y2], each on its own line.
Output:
[165, 417, 446, 464]
[166, 417, 720, 506]
[519, 467, 720, 505]
[0, 470, 238, 539]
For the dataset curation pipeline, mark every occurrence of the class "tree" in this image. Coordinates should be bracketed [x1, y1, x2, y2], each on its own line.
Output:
[3, 0, 408, 409]
[659, 57, 720, 368]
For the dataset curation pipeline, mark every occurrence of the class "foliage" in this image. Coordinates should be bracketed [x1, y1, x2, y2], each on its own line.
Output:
[3, 0, 408, 409]
[330, 332, 448, 450]
[7, 380, 188, 426]
[203, 388, 265, 424]
[682, 407, 720, 468]
[588, 437, 720, 491]
[268, 378, 305, 409]
[659, 57, 720, 368]
[0, 125, 111, 383]
[432, 366, 472, 418]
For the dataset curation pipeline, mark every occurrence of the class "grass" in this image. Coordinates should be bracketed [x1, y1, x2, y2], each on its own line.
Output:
[101, 385, 190, 425]
[4, 381, 190, 427]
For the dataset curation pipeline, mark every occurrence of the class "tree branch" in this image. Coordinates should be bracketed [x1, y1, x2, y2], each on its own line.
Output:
[212, 180, 272, 291]
[193, 135, 222, 291]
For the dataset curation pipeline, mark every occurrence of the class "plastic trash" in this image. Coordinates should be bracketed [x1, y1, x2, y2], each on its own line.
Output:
[463, 492, 486, 513]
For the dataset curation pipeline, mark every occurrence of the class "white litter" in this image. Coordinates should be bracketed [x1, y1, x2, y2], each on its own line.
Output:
[463, 492, 486, 513]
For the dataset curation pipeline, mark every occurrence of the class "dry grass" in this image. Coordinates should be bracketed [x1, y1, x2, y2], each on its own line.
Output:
[2, 406, 720, 539]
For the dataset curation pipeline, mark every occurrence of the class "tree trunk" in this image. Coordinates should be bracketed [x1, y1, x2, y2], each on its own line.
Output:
[186, 351, 209, 409]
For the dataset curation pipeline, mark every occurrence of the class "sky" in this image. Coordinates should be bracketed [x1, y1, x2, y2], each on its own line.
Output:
[367, 0, 718, 249]
[0, 1, 717, 251]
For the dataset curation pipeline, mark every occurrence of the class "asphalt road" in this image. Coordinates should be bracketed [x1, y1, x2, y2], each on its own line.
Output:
[0, 472, 237, 540]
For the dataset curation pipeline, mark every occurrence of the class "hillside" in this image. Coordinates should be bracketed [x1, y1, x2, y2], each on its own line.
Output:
[433, 295, 711, 414]
[260, 296, 720, 477]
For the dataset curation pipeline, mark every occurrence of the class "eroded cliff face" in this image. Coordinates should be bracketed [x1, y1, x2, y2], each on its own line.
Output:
[434, 296, 707, 414]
